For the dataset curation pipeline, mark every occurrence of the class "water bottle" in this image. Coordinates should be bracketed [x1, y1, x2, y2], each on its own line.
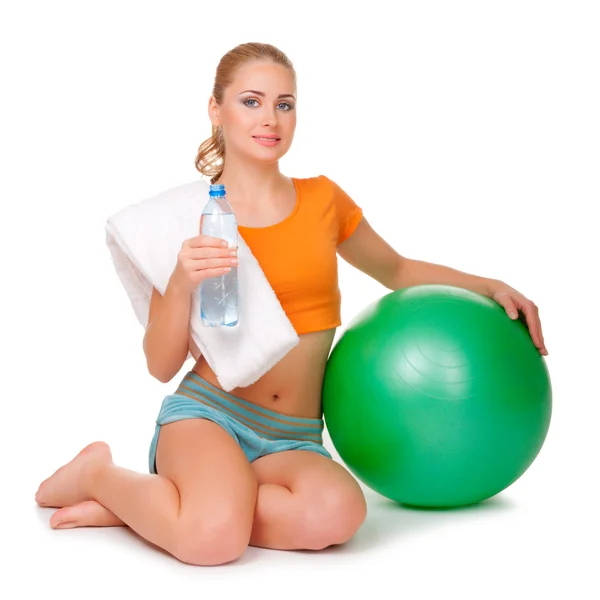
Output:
[200, 183, 239, 327]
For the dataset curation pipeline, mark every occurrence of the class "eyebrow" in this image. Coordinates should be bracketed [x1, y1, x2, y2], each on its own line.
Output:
[239, 90, 296, 100]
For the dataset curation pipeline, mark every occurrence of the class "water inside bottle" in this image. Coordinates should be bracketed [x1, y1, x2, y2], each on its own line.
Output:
[200, 212, 239, 327]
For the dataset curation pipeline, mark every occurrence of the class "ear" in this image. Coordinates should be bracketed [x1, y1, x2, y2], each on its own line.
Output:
[208, 96, 221, 127]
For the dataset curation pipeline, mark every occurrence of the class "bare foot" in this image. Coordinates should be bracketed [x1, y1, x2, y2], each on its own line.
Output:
[50, 500, 125, 529]
[36, 441, 112, 508]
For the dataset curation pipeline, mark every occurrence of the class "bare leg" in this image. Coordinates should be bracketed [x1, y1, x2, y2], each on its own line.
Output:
[248, 450, 367, 550]
[43, 448, 367, 551]
[36, 441, 182, 541]
[36, 420, 258, 565]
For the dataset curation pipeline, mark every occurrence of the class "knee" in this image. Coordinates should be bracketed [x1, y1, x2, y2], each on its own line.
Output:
[302, 485, 367, 550]
[173, 511, 251, 566]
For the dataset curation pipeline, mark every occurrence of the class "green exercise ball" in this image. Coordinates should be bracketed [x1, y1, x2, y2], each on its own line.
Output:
[322, 285, 552, 508]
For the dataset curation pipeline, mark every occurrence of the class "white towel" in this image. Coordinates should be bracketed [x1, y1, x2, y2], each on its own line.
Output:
[105, 179, 299, 391]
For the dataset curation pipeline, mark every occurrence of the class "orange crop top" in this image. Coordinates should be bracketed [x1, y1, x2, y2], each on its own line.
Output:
[238, 175, 363, 335]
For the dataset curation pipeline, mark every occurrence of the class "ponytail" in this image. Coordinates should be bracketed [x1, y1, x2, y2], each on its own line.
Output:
[195, 125, 225, 184]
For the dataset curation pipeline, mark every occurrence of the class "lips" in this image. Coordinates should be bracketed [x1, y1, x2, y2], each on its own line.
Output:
[252, 135, 281, 148]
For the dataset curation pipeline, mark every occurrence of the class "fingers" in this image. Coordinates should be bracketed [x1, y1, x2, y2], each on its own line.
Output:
[185, 235, 233, 249]
[502, 297, 519, 320]
[181, 262, 233, 287]
[519, 301, 548, 356]
[181, 235, 238, 261]
[178, 252, 238, 277]
[196, 266, 233, 281]
[495, 291, 548, 356]
[186, 246, 238, 260]
[173, 234, 238, 293]
[190, 255, 238, 270]
[507, 298, 548, 356]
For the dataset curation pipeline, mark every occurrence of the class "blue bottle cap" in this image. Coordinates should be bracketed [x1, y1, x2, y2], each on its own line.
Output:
[209, 184, 226, 197]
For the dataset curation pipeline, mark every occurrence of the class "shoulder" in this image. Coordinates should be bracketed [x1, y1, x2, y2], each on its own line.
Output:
[292, 174, 332, 188]
[293, 174, 362, 238]
[292, 174, 345, 199]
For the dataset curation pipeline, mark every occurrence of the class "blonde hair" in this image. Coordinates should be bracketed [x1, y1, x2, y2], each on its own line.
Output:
[194, 42, 296, 184]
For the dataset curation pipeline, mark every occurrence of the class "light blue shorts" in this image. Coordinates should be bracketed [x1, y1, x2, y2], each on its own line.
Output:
[149, 371, 332, 474]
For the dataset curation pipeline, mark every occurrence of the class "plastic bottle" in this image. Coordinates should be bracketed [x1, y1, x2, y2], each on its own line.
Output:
[200, 183, 239, 327]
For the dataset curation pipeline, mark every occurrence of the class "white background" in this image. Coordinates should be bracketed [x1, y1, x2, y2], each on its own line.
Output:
[2, 0, 598, 598]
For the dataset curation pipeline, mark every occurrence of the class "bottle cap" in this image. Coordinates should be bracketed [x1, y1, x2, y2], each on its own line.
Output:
[209, 184, 226, 197]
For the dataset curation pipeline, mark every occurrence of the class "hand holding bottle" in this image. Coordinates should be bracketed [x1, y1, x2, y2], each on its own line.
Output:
[171, 234, 238, 295]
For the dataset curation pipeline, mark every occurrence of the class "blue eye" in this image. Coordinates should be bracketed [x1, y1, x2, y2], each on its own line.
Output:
[243, 98, 294, 111]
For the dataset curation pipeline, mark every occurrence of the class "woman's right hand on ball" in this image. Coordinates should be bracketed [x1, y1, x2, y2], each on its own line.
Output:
[171, 235, 238, 294]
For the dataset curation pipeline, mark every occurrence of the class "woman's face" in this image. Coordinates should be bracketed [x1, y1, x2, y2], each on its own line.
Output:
[210, 60, 297, 165]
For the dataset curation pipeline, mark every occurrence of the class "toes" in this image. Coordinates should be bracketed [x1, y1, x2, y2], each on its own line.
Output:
[48, 500, 123, 529]
[50, 506, 76, 528]
[35, 483, 54, 507]
[52, 519, 75, 529]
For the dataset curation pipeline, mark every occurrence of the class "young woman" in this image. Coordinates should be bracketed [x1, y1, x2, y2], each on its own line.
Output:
[35, 42, 548, 566]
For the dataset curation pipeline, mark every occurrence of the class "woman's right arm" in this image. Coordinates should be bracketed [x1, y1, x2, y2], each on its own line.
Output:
[143, 279, 192, 383]
[142, 233, 237, 383]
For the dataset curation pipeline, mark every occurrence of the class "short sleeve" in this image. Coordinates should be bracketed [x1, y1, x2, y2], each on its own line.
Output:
[326, 177, 363, 244]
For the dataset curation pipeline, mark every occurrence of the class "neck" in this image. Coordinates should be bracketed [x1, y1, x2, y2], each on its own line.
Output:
[215, 154, 288, 206]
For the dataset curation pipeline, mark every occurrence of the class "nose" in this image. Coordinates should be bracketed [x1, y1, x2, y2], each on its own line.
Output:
[261, 105, 278, 127]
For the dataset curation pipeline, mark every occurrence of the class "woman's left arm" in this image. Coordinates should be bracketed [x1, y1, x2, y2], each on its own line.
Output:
[337, 217, 548, 356]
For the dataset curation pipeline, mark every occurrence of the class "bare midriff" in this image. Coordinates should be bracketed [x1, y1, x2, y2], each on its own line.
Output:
[190, 328, 336, 419]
